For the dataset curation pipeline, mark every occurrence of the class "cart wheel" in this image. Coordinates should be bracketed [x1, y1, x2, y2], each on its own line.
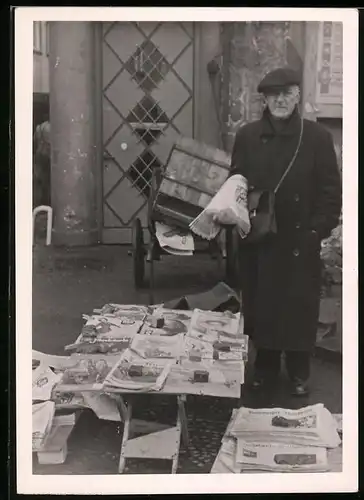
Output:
[132, 218, 145, 288]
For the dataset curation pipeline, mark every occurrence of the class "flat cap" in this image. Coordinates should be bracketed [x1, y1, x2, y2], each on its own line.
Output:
[257, 67, 301, 94]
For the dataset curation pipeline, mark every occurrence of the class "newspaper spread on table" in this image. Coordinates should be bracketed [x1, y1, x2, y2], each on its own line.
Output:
[129, 334, 184, 359]
[163, 358, 243, 397]
[34, 302, 246, 438]
[155, 222, 195, 256]
[189, 309, 242, 342]
[93, 304, 150, 320]
[80, 315, 144, 340]
[54, 354, 117, 392]
[189, 174, 251, 241]
[103, 349, 174, 392]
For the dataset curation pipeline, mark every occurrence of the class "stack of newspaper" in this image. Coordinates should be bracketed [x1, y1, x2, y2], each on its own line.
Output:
[229, 404, 341, 448]
[189, 174, 251, 241]
[212, 404, 341, 473]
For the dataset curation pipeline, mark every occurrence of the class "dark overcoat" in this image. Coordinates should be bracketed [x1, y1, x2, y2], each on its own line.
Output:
[230, 107, 342, 352]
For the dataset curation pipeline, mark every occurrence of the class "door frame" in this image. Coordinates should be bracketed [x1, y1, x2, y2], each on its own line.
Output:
[93, 21, 104, 244]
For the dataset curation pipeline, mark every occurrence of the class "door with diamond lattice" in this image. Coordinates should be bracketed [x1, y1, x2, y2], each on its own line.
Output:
[102, 22, 195, 244]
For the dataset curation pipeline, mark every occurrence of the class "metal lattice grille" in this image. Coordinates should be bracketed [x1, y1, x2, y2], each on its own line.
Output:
[102, 22, 194, 228]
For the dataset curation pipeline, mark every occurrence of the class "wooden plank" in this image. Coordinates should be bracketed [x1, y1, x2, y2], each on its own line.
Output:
[122, 426, 181, 460]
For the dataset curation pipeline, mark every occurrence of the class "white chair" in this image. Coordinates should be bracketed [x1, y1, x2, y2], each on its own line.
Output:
[33, 205, 53, 246]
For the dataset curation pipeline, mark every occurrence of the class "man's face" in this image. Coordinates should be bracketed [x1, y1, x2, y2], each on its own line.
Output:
[264, 85, 300, 119]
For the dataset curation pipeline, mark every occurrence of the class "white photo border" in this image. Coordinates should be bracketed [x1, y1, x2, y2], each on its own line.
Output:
[15, 7, 358, 495]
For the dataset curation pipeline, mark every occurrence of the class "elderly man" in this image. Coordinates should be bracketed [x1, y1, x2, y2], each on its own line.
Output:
[214, 67, 342, 396]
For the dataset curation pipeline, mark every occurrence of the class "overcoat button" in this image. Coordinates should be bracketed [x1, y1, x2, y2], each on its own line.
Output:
[294, 194, 300, 202]
[293, 248, 300, 257]
[295, 222, 301, 229]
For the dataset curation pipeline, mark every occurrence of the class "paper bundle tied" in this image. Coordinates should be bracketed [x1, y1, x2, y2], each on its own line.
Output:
[189, 174, 251, 241]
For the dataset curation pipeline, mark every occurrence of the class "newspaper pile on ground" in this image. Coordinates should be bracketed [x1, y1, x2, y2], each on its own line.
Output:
[211, 404, 342, 473]
[229, 404, 341, 448]
[189, 174, 251, 241]
[155, 222, 195, 256]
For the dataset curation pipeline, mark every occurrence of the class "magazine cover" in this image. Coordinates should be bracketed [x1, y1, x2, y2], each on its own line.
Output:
[184, 336, 214, 360]
[54, 354, 117, 392]
[140, 310, 191, 336]
[189, 309, 241, 342]
[94, 304, 150, 320]
[129, 334, 184, 359]
[51, 391, 87, 410]
[80, 315, 144, 341]
[153, 308, 193, 325]
[65, 336, 132, 355]
[163, 358, 241, 398]
[104, 349, 174, 392]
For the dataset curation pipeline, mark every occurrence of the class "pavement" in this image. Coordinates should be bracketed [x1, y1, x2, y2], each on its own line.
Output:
[32, 223, 343, 475]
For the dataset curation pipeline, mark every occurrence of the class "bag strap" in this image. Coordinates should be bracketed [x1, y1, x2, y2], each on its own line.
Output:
[273, 117, 304, 194]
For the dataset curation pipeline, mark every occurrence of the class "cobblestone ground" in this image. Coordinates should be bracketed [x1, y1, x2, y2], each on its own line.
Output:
[32, 228, 342, 475]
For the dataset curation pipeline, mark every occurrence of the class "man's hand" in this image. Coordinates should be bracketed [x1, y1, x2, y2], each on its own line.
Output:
[210, 208, 238, 226]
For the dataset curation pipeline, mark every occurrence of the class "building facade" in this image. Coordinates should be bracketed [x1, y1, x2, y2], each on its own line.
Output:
[38, 21, 343, 246]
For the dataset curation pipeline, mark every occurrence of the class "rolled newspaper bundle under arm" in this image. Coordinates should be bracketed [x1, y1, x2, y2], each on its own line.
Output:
[189, 174, 251, 241]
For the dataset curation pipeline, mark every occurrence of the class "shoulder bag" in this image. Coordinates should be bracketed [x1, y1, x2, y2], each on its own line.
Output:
[244, 117, 304, 244]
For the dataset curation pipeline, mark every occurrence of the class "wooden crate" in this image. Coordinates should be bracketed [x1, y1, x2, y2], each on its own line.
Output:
[152, 136, 231, 229]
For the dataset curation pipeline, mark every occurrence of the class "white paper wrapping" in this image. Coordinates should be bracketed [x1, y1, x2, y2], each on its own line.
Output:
[189, 174, 251, 240]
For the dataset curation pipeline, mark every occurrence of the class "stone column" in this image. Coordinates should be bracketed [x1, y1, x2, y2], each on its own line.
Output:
[49, 22, 98, 246]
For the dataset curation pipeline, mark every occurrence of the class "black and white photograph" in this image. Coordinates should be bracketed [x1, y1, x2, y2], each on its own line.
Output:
[15, 7, 358, 495]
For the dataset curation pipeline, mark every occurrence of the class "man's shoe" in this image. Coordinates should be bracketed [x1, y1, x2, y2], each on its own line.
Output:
[291, 379, 309, 397]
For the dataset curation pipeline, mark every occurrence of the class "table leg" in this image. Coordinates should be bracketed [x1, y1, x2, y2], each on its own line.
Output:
[171, 398, 183, 474]
[116, 395, 128, 422]
[177, 395, 189, 448]
[118, 398, 132, 474]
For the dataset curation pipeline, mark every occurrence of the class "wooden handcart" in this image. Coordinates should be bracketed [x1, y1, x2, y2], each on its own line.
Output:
[131, 136, 240, 303]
